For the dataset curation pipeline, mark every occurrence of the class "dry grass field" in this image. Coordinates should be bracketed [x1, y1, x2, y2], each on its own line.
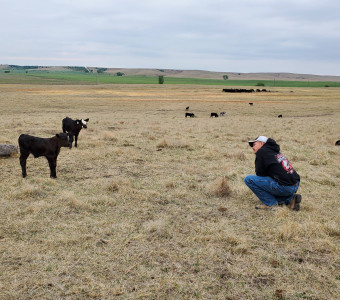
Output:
[0, 84, 339, 299]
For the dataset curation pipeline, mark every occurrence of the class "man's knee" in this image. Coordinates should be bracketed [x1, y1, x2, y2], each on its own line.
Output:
[244, 175, 253, 186]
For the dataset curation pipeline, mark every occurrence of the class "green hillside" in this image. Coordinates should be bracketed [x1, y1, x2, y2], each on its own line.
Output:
[0, 68, 339, 87]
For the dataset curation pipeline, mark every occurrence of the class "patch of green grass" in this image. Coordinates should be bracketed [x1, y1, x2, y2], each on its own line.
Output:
[0, 70, 339, 87]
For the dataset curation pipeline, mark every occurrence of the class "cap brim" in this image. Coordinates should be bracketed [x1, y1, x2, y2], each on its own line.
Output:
[248, 141, 255, 147]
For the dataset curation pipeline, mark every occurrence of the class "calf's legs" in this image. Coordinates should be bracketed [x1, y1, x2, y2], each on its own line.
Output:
[67, 134, 74, 148]
[47, 157, 57, 178]
[74, 134, 79, 147]
[19, 151, 29, 178]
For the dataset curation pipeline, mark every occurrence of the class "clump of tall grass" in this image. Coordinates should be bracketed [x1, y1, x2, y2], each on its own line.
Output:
[13, 182, 44, 200]
[323, 222, 340, 237]
[142, 218, 172, 239]
[165, 181, 176, 189]
[107, 178, 132, 193]
[277, 221, 325, 242]
[107, 181, 119, 192]
[208, 177, 232, 197]
[59, 191, 91, 210]
[157, 138, 169, 148]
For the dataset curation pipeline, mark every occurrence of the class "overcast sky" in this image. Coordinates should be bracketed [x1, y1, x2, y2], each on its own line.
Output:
[1, 0, 340, 75]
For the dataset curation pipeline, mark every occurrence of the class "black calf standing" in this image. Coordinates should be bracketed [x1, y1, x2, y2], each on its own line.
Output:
[62, 117, 89, 148]
[18, 133, 70, 178]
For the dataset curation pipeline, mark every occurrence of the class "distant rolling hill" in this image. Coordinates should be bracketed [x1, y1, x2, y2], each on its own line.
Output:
[1, 64, 340, 82]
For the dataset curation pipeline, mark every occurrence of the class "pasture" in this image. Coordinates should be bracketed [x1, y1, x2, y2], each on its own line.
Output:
[0, 84, 339, 299]
[1, 71, 339, 87]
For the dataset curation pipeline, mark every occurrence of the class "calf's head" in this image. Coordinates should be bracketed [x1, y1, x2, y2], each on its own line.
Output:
[56, 133, 71, 147]
[77, 118, 89, 129]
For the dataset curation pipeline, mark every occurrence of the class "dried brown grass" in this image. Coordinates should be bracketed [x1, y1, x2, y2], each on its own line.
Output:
[0, 84, 339, 299]
[208, 177, 232, 197]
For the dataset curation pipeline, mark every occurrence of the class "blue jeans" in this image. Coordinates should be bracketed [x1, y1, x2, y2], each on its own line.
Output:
[244, 175, 299, 206]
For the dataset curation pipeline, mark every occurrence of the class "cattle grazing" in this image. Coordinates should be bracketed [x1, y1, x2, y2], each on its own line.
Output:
[210, 112, 219, 118]
[335, 140, 340, 146]
[222, 88, 269, 93]
[249, 103, 254, 106]
[186, 106, 189, 111]
[185, 113, 195, 118]
[222, 88, 255, 93]
[18, 133, 70, 178]
[62, 117, 89, 148]
[278, 114, 283, 118]
[220, 112, 226, 116]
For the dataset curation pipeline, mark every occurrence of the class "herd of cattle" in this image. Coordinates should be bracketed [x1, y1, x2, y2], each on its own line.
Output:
[18, 117, 89, 178]
[185, 102, 284, 118]
[185, 89, 276, 118]
[186, 111, 282, 118]
[222, 88, 269, 93]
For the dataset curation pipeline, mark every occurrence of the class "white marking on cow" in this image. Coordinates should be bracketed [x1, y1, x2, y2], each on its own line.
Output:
[81, 119, 87, 126]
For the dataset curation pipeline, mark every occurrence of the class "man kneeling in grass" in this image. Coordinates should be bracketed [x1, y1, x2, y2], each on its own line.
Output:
[244, 136, 301, 210]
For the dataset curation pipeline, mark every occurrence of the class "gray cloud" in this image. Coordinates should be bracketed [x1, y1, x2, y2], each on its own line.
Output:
[1, 0, 340, 75]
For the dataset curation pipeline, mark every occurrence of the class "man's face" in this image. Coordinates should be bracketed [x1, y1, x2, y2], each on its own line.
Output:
[252, 141, 265, 154]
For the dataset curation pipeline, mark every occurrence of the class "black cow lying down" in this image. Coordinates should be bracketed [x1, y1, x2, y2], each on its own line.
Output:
[18, 133, 70, 178]
[62, 117, 89, 148]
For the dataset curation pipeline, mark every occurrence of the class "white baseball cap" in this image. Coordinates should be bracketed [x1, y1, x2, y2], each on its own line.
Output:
[248, 136, 268, 147]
